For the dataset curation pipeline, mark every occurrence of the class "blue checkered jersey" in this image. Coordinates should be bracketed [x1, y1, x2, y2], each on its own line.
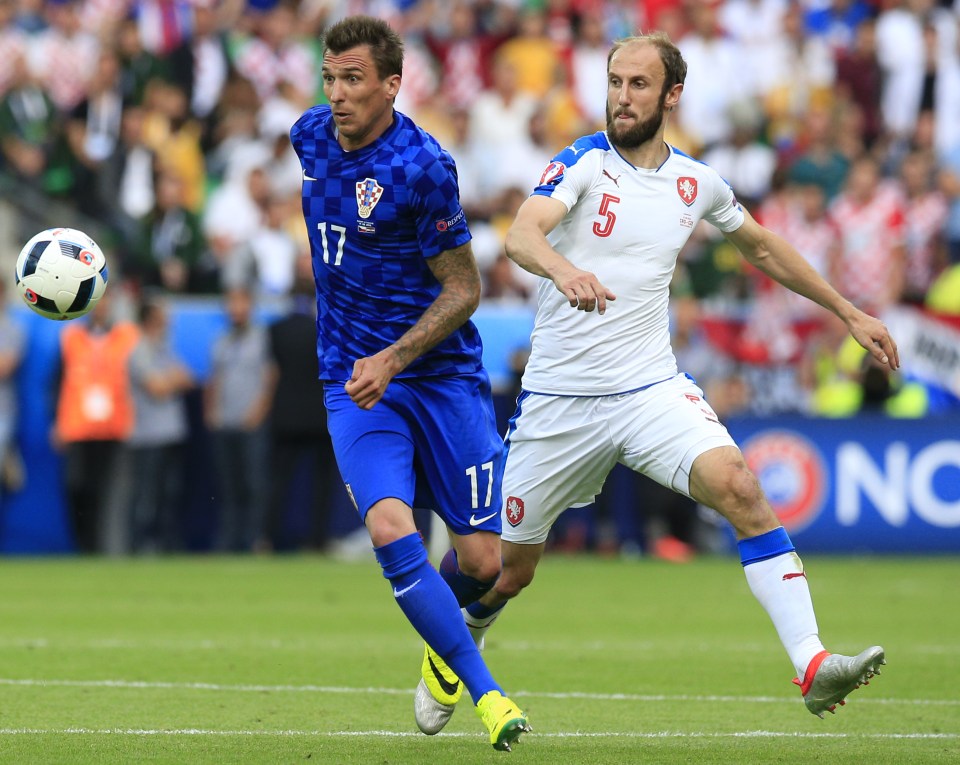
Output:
[290, 106, 483, 382]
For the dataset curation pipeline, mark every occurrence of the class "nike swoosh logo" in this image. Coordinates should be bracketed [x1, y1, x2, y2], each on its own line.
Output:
[393, 578, 421, 597]
[469, 512, 498, 527]
[302, 170, 318, 181]
[428, 654, 461, 696]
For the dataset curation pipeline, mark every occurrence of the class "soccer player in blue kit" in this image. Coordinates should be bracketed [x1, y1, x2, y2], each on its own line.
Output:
[290, 15, 529, 751]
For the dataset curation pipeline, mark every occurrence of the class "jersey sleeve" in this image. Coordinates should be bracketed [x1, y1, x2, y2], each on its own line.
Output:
[408, 148, 471, 259]
[289, 106, 326, 169]
[703, 169, 745, 233]
[530, 146, 601, 212]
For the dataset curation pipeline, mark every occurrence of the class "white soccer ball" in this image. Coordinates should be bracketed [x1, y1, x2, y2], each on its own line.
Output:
[15, 228, 109, 321]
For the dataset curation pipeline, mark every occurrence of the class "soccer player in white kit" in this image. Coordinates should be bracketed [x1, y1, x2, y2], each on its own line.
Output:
[421, 31, 894, 732]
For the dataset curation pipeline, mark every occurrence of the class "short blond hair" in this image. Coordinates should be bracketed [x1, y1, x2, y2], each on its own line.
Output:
[607, 32, 687, 93]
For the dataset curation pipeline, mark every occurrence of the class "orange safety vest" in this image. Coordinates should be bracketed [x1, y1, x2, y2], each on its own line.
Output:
[55, 322, 140, 442]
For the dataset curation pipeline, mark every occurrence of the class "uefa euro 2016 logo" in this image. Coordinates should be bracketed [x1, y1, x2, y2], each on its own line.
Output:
[742, 431, 827, 533]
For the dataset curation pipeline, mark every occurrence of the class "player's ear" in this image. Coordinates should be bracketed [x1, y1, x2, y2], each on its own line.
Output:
[384, 74, 401, 100]
[665, 83, 683, 111]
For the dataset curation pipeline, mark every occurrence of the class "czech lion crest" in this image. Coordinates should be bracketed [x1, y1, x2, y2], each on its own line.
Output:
[677, 176, 698, 206]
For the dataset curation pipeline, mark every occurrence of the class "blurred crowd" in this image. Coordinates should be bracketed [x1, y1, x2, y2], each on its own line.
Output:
[1, 0, 960, 555]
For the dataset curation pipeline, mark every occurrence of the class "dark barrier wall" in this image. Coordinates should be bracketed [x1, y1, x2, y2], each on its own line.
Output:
[2, 303, 957, 554]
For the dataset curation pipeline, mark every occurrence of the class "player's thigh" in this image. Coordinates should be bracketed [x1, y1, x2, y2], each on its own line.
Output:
[501, 393, 618, 545]
[403, 373, 506, 536]
[616, 374, 737, 496]
[324, 385, 417, 522]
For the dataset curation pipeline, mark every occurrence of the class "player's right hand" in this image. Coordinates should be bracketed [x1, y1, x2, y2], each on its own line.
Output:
[555, 267, 617, 314]
[345, 352, 398, 410]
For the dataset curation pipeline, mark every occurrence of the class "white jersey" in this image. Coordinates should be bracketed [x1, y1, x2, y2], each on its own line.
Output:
[520, 132, 745, 396]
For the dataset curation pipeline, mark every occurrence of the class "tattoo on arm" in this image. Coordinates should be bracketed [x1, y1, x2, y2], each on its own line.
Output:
[389, 242, 481, 369]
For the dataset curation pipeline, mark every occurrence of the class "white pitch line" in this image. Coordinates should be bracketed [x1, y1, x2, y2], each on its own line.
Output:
[0, 677, 957, 707]
[0, 729, 955, 740]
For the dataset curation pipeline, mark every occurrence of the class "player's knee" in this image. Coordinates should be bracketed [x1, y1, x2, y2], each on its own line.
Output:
[494, 561, 536, 599]
[716, 463, 773, 533]
[457, 554, 502, 584]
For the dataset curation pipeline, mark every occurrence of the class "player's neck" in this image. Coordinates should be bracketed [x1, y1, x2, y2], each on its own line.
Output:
[617, 137, 670, 170]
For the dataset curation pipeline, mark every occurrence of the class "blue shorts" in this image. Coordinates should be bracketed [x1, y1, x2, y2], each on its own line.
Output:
[324, 371, 504, 536]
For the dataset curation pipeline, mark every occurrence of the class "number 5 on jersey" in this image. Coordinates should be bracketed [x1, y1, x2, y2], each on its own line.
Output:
[593, 193, 620, 238]
[318, 221, 346, 265]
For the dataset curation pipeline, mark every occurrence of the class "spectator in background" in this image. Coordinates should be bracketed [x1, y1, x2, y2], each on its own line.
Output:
[205, 285, 273, 552]
[940, 134, 960, 265]
[468, 54, 538, 161]
[55, 289, 139, 553]
[130, 169, 209, 293]
[424, 0, 504, 110]
[829, 154, 907, 313]
[231, 0, 320, 105]
[485, 110, 555, 202]
[141, 78, 206, 213]
[439, 102, 492, 220]
[66, 48, 125, 219]
[136, 0, 194, 57]
[676, 0, 750, 150]
[166, 0, 232, 122]
[127, 295, 194, 553]
[0, 288, 25, 496]
[258, 255, 336, 553]
[0, 0, 28, 98]
[834, 17, 882, 149]
[204, 71, 263, 175]
[772, 181, 840, 320]
[27, 0, 99, 113]
[569, 12, 611, 130]
[810, 334, 929, 418]
[702, 101, 777, 209]
[202, 152, 270, 281]
[804, 0, 873, 53]
[876, 0, 960, 156]
[786, 106, 850, 201]
[223, 192, 298, 295]
[756, 1, 835, 151]
[899, 148, 948, 304]
[494, 6, 564, 100]
[0, 52, 74, 196]
[98, 104, 157, 244]
[256, 96, 303, 200]
[115, 14, 168, 108]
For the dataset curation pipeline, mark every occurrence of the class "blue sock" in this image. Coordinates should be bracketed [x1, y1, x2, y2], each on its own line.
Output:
[464, 599, 506, 622]
[737, 527, 795, 566]
[438, 548, 498, 607]
[374, 533, 502, 704]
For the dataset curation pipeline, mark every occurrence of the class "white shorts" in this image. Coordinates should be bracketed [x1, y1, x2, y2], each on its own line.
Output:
[500, 373, 736, 544]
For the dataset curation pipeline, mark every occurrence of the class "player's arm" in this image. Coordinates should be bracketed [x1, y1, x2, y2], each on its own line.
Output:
[724, 207, 900, 369]
[504, 194, 616, 314]
[344, 242, 481, 410]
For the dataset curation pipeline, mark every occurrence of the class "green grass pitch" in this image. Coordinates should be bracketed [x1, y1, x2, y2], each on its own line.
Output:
[0, 553, 957, 764]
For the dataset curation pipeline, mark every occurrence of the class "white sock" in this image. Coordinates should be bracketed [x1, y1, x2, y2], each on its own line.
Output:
[462, 604, 505, 649]
[743, 551, 825, 678]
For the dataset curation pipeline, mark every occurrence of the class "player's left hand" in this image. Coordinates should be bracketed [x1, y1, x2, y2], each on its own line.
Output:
[345, 352, 399, 410]
[846, 309, 900, 370]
